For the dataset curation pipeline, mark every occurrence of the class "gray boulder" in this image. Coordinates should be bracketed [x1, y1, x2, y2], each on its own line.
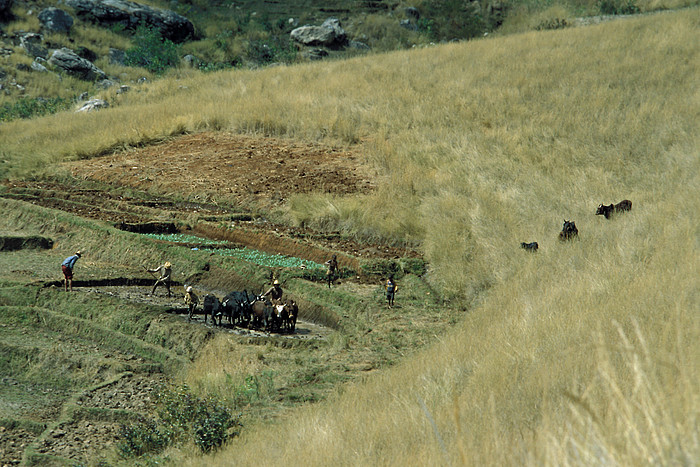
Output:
[302, 48, 328, 61]
[31, 58, 48, 72]
[76, 98, 109, 112]
[65, 0, 194, 43]
[38, 7, 74, 33]
[49, 47, 107, 80]
[405, 7, 420, 20]
[182, 54, 199, 68]
[290, 17, 347, 48]
[348, 40, 370, 51]
[19, 33, 48, 60]
[399, 19, 417, 31]
[108, 47, 126, 65]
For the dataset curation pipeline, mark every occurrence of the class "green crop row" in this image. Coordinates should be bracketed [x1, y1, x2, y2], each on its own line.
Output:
[212, 248, 325, 270]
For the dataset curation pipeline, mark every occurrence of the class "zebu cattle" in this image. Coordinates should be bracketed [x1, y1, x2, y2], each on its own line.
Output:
[596, 199, 632, 219]
[287, 300, 298, 333]
[520, 241, 539, 252]
[275, 303, 290, 332]
[250, 295, 276, 332]
[559, 220, 578, 241]
[189, 293, 220, 323]
[203, 294, 221, 324]
[219, 290, 252, 327]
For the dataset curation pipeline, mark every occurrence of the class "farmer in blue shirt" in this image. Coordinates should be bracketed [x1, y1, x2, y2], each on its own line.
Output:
[61, 251, 82, 292]
[385, 275, 398, 308]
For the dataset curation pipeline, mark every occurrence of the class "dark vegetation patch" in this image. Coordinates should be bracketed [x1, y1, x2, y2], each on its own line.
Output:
[0, 236, 54, 251]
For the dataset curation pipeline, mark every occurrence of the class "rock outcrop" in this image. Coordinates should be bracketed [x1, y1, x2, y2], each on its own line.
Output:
[65, 0, 194, 43]
[19, 33, 48, 59]
[48, 48, 107, 80]
[38, 7, 74, 33]
[76, 98, 109, 112]
[290, 18, 347, 48]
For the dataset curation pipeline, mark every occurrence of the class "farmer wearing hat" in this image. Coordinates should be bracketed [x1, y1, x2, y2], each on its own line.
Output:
[184, 286, 199, 321]
[263, 279, 283, 305]
[147, 261, 172, 297]
[61, 250, 82, 292]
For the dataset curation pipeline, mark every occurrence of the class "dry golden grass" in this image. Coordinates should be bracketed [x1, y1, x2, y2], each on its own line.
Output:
[1, 9, 698, 465]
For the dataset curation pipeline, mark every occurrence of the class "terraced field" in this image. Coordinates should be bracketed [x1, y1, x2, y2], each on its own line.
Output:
[0, 131, 448, 464]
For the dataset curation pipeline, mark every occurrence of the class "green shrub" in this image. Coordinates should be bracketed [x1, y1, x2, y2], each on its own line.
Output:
[598, 0, 640, 14]
[125, 25, 181, 74]
[0, 97, 72, 122]
[118, 418, 170, 458]
[360, 259, 402, 278]
[535, 17, 569, 30]
[246, 37, 297, 65]
[118, 384, 241, 457]
[400, 258, 427, 276]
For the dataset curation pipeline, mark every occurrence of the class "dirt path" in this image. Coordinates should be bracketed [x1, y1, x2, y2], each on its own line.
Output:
[86, 285, 334, 341]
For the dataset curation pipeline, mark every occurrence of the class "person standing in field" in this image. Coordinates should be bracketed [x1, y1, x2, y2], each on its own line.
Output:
[148, 261, 172, 297]
[325, 254, 338, 288]
[61, 250, 82, 292]
[385, 275, 398, 308]
[184, 286, 199, 321]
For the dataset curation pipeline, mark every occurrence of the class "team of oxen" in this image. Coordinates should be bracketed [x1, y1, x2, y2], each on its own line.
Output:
[521, 199, 632, 251]
[189, 290, 299, 334]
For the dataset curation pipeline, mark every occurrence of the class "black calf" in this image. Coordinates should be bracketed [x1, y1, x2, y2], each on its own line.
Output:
[559, 220, 578, 241]
[521, 242, 539, 252]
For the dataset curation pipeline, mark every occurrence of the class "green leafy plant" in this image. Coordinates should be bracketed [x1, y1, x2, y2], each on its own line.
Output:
[360, 259, 402, 278]
[125, 25, 181, 74]
[118, 418, 170, 458]
[118, 385, 241, 457]
[598, 0, 640, 14]
[0, 97, 72, 122]
[535, 17, 569, 30]
[246, 37, 297, 65]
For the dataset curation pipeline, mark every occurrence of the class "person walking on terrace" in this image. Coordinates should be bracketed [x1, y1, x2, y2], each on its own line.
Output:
[61, 250, 82, 292]
[325, 254, 338, 288]
[147, 261, 172, 297]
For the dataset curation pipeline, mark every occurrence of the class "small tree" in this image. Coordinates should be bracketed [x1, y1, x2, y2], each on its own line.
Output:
[125, 25, 180, 74]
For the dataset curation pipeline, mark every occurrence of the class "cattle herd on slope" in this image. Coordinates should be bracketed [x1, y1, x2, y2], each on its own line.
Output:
[188, 290, 298, 334]
[521, 199, 632, 252]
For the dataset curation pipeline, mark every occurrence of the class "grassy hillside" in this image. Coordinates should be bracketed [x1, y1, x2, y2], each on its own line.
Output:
[1, 0, 698, 122]
[185, 9, 693, 465]
[0, 6, 697, 466]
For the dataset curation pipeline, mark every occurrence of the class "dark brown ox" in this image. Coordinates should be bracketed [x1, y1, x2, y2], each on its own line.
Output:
[250, 296, 276, 331]
[596, 200, 632, 219]
[559, 220, 578, 241]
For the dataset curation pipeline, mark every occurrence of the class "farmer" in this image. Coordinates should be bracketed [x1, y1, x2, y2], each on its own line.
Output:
[147, 261, 172, 297]
[263, 279, 283, 305]
[385, 275, 398, 308]
[184, 286, 199, 321]
[61, 250, 82, 292]
[325, 254, 338, 288]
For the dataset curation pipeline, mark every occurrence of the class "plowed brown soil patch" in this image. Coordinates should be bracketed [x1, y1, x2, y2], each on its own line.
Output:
[66, 132, 376, 208]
